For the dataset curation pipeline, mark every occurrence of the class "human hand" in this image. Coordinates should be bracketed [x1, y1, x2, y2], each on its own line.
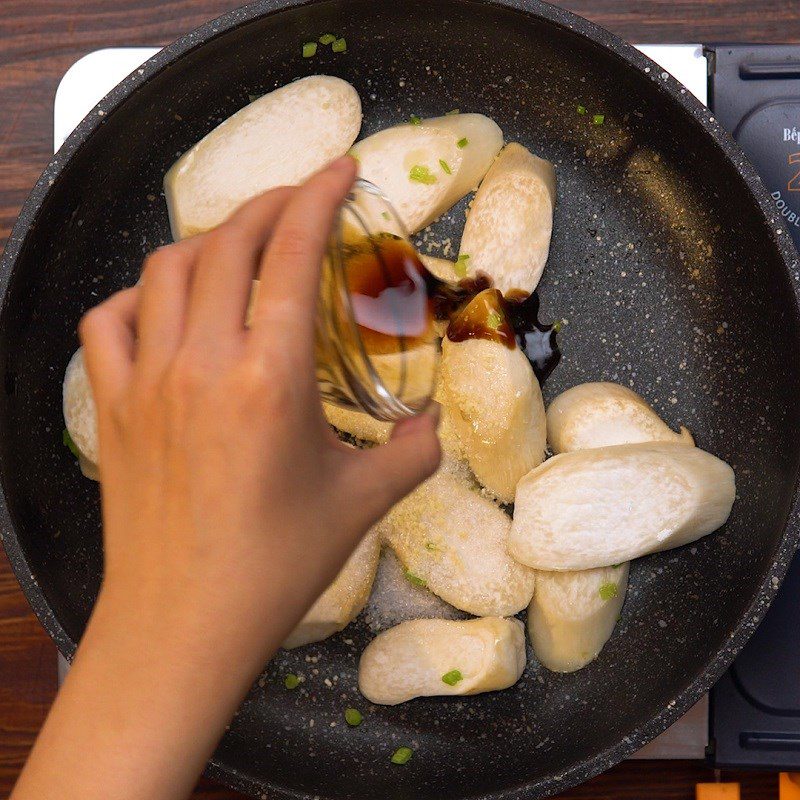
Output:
[81, 155, 440, 667]
[14, 154, 441, 800]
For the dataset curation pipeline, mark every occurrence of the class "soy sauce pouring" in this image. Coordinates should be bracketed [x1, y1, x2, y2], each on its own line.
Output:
[433, 280, 561, 385]
[325, 179, 561, 422]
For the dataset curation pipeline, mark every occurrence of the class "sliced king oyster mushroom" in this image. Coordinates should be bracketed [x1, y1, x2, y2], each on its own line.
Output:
[323, 403, 393, 444]
[165, 75, 362, 239]
[420, 254, 458, 282]
[547, 381, 693, 454]
[439, 333, 546, 504]
[382, 466, 536, 616]
[530, 381, 688, 672]
[282, 528, 380, 649]
[458, 143, 555, 295]
[418, 255, 459, 337]
[528, 564, 629, 673]
[63, 348, 99, 480]
[350, 113, 503, 234]
[364, 547, 467, 632]
[358, 616, 526, 705]
[510, 441, 735, 570]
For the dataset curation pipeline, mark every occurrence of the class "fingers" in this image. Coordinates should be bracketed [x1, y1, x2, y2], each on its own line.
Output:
[184, 187, 297, 346]
[338, 405, 441, 529]
[135, 239, 202, 377]
[249, 157, 357, 358]
[79, 287, 139, 404]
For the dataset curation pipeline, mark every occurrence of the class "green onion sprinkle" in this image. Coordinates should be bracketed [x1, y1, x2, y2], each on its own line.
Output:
[391, 746, 414, 765]
[442, 669, 463, 686]
[284, 673, 300, 689]
[599, 582, 618, 601]
[403, 569, 427, 588]
[409, 165, 437, 185]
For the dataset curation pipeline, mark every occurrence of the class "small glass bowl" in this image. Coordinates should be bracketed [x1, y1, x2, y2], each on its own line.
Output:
[315, 179, 440, 421]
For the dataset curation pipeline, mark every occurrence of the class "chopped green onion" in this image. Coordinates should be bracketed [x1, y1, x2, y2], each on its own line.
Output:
[62, 428, 80, 458]
[486, 310, 503, 330]
[577, 104, 587, 115]
[332, 37, 347, 53]
[457, 137, 469, 148]
[599, 582, 618, 601]
[381, 211, 391, 221]
[302, 42, 318, 58]
[344, 707, 363, 726]
[409, 165, 437, 185]
[425, 541, 439, 551]
[409, 114, 422, 126]
[284, 673, 300, 689]
[592, 114, 605, 126]
[439, 159, 452, 175]
[454, 253, 470, 278]
[446, 108, 460, 116]
[441, 669, 463, 686]
[319, 33, 337, 45]
[403, 569, 427, 588]
[391, 746, 414, 765]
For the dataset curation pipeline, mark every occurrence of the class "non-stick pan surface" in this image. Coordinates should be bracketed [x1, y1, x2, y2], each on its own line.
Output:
[2, 1, 800, 798]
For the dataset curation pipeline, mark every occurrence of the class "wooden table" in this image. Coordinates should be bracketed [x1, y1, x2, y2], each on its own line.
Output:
[1, 1, 798, 797]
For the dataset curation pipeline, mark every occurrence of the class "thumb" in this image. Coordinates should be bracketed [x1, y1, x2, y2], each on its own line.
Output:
[342, 405, 442, 528]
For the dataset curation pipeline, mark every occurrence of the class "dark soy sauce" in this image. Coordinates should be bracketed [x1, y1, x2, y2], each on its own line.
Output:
[343, 236, 435, 355]
[342, 234, 561, 384]
[447, 286, 561, 384]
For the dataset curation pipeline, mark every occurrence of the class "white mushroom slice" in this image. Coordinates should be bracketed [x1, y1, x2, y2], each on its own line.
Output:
[439, 335, 546, 503]
[165, 76, 362, 239]
[535, 383, 684, 670]
[528, 564, 629, 673]
[324, 403, 393, 444]
[420, 255, 458, 282]
[358, 617, 526, 705]
[350, 113, 503, 234]
[282, 528, 380, 649]
[368, 346, 440, 411]
[459, 143, 556, 294]
[63, 348, 99, 479]
[419, 256, 460, 337]
[364, 548, 467, 632]
[510, 442, 736, 570]
[547, 382, 693, 454]
[382, 469, 535, 616]
[78, 455, 100, 482]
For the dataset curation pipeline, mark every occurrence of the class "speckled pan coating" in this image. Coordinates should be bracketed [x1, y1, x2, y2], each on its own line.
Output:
[1, 1, 799, 799]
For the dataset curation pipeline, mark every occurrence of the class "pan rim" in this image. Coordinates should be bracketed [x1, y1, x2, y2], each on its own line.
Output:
[1, 0, 799, 797]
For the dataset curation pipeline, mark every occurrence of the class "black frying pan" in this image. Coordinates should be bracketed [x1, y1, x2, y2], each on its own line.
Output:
[1, 1, 799, 798]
